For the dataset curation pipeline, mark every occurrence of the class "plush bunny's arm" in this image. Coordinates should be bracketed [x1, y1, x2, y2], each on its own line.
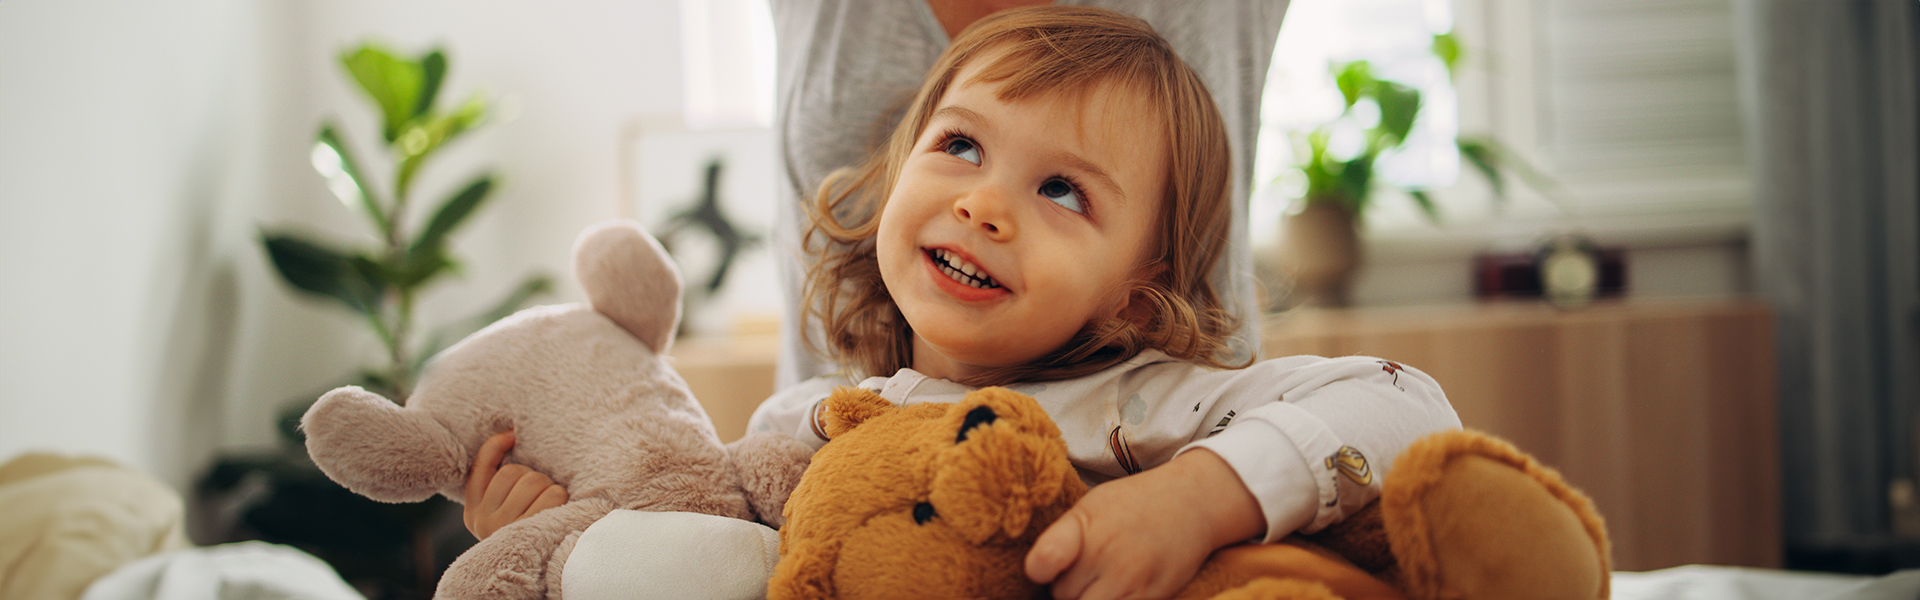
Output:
[725, 432, 813, 528]
[302, 386, 471, 503]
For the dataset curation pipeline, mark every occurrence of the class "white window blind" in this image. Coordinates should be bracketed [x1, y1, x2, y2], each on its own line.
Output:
[1529, 0, 1749, 220]
[1253, 0, 1753, 246]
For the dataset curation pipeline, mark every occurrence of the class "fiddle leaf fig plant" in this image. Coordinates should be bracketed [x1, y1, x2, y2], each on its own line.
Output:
[263, 42, 550, 401]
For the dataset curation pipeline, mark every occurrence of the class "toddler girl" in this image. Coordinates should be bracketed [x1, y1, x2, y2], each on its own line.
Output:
[469, 7, 1460, 600]
[745, 6, 1459, 599]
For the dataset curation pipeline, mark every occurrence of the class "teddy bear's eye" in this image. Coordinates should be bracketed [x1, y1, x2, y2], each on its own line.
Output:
[957, 406, 998, 443]
[913, 502, 937, 525]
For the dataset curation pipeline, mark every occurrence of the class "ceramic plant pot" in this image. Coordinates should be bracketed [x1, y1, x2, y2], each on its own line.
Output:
[1278, 200, 1361, 307]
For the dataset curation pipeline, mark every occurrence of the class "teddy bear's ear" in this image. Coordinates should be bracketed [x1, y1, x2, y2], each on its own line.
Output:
[573, 220, 683, 354]
[823, 387, 896, 439]
[930, 387, 1084, 543]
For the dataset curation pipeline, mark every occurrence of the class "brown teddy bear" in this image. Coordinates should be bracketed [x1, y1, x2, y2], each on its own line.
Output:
[300, 220, 812, 599]
[771, 386, 1610, 600]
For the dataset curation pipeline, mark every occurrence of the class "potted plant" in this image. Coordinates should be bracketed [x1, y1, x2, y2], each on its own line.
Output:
[199, 42, 549, 599]
[1278, 33, 1542, 307]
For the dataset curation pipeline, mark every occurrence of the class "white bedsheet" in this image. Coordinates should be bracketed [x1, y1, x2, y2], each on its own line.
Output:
[1613, 565, 1920, 600]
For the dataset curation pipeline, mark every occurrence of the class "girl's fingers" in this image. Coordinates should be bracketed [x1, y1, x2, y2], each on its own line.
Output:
[530, 484, 569, 514]
[466, 431, 516, 503]
[484, 464, 531, 515]
[464, 431, 517, 538]
[500, 469, 556, 515]
[1027, 510, 1085, 584]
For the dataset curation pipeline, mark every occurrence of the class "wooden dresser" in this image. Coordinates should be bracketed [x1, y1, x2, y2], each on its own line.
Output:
[1264, 299, 1780, 571]
[674, 298, 1782, 571]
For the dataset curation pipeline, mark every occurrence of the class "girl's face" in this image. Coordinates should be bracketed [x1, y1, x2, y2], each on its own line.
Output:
[875, 59, 1169, 382]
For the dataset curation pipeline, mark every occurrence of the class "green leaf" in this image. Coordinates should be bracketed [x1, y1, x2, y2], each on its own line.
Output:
[1433, 32, 1462, 78]
[1333, 61, 1374, 109]
[394, 94, 491, 200]
[441, 93, 489, 144]
[1300, 129, 1341, 200]
[313, 123, 388, 232]
[261, 232, 385, 316]
[1336, 153, 1376, 214]
[1460, 136, 1559, 199]
[1376, 83, 1422, 147]
[1457, 138, 1509, 199]
[386, 246, 457, 290]
[413, 274, 554, 372]
[414, 49, 446, 120]
[340, 44, 423, 143]
[410, 175, 495, 257]
[1406, 188, 1442, 224]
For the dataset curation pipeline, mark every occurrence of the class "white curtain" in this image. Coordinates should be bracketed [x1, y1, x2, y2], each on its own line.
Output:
[1739, 0, 1920, 560]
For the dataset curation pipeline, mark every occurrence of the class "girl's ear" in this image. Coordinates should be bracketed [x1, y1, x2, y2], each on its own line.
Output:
[1111, 288, 1156, 329]
[824, 387, 896, 438]
[1110, 264, 1168, 328]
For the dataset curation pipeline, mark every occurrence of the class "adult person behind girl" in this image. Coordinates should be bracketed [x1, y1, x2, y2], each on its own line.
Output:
[771, 0, 1290, 390]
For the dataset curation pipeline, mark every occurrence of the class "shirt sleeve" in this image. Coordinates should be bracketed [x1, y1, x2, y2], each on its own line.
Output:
[1180, 356, 1460, 542]
[744, 375, 849, 452]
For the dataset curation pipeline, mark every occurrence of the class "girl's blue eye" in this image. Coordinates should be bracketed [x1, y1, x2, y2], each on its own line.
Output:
[1039, 178, 1084, 213]
[943, 138, 981, 165]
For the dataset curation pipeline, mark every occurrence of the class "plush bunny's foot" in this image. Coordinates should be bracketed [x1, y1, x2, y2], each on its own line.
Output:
[436, 498, 617, 600]
[1381, 430, 1610, 600]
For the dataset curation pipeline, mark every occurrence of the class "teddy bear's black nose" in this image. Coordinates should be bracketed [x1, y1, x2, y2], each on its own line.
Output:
[956, 406, 998, 443]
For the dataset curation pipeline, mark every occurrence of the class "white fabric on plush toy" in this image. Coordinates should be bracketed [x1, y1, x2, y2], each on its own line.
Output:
[562, 510, 779, 600]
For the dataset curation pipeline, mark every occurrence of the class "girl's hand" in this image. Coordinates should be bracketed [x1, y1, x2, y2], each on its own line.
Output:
[1024, 448, 1263, 600]
[462, 430, 569, 540]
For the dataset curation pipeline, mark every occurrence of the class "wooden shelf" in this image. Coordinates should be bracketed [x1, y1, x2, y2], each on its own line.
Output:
[1266, 298, 1780, 570]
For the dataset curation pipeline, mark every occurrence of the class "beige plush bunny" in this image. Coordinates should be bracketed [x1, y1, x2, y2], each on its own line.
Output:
[301, 220, 811, 599]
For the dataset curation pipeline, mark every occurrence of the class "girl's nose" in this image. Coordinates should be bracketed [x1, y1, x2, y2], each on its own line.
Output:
[952, 184, 1016, 240]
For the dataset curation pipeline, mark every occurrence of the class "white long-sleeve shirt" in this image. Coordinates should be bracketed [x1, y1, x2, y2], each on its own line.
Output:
[746, 350, 1460, 542]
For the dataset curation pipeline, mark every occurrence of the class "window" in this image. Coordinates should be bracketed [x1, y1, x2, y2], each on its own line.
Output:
[1255, 0, 1751, 250]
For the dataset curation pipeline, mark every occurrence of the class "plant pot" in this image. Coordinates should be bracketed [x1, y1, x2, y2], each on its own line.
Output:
[1277, 200, 1362, 307]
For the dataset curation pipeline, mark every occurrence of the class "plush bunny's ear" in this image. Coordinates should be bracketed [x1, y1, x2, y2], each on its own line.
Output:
[574, 220, 682, 354]
[824, 387, 896, 439]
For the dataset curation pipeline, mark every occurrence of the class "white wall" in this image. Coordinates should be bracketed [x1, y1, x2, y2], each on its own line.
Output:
[0, 0, 688, 492]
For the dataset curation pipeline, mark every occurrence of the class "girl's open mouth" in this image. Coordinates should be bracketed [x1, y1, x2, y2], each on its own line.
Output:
[925, 248, 1001, 290]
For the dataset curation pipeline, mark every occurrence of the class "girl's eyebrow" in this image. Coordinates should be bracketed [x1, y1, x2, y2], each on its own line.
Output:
[1057, 152, 1127, 206]
[930, 104, 990, 131]
[930, 104, 1128, 206]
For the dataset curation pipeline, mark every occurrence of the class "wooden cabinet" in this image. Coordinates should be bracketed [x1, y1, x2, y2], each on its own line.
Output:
[674, 298, 1782, 571]
[1264, 299, 1780, 571]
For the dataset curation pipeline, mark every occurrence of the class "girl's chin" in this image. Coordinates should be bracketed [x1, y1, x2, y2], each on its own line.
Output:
[913, 335, 1047, 373]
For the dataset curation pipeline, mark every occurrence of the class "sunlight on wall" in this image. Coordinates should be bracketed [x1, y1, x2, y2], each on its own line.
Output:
[678, 0, 776, 130]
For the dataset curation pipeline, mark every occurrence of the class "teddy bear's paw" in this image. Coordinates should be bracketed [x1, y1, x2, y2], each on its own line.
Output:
[1382, 430, 1609, 600]
[1204, 577, 1344, 600]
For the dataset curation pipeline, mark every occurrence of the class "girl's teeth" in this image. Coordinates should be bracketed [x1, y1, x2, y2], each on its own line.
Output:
[930, 249, 998, 289]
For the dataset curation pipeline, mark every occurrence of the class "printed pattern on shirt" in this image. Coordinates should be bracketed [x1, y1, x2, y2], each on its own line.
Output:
[1108, 425, 1142, 475]
[1325, 446, 1373, 486]
[1206, 410, 1237, 438]
[1379, 360, 1406, 390]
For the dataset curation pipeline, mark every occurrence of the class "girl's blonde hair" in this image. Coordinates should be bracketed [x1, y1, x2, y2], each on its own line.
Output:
[802, 5, 1241, 386]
